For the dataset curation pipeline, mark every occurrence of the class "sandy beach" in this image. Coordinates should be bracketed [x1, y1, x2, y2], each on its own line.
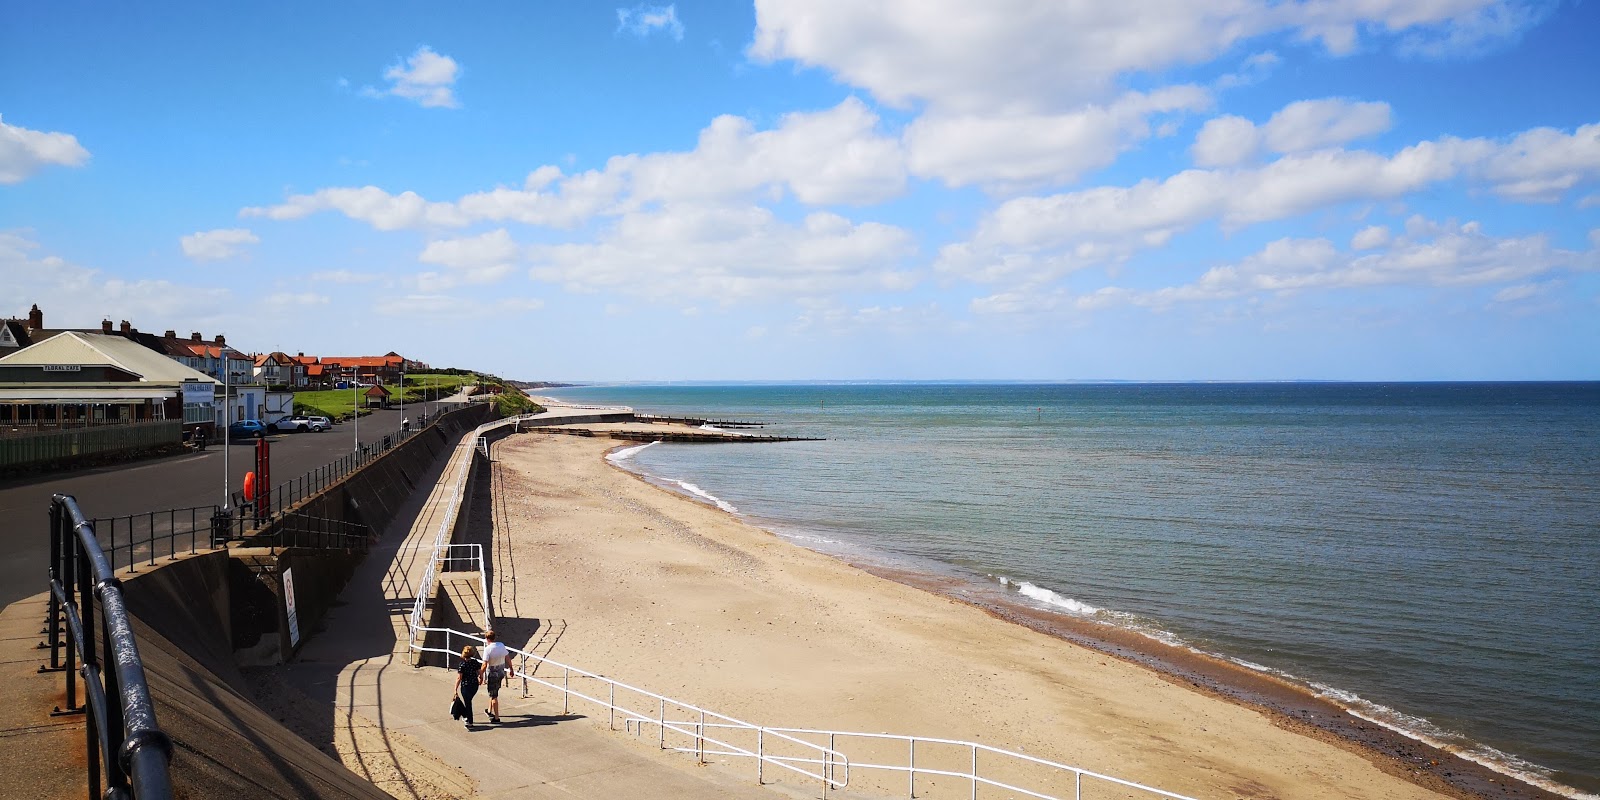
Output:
[478, 427, 1547, 800]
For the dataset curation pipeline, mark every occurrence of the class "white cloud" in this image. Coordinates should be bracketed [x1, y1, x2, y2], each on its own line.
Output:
[526, 204, 917, 302]
[969, 217, 1597, 316]
[617, 4, 684, 40]
[0, 115, 90, 184]
[241, 98, 906, 231]
[626, 97, 905, 206]
[372, 46, 461, 109]
[1351, 225, 1392, 250]
[1478, 123, 1600, 202]
[373, 293, 543, 317]
[750, 0, 1526, 113]
[242, 186, 470, 229]
[1192, 99, 1392, 167]
[263, 292, 331, 308]
[1, 231, 229, 321]
[411, 229, 518, 291]
[938, 120, 1600, 287]
[1192, 115, 1262, 168]
[1262, 99, 1393, 153]
[1490, 283, 1544, 303]
[419, 229, 519, 271]
[309, 269, 380, 284]
[907, 86, 1211, 190]
[180, 228, 260, 262]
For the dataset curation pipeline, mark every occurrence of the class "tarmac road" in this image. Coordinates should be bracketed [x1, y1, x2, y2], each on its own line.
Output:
[0, 405, 458, 608]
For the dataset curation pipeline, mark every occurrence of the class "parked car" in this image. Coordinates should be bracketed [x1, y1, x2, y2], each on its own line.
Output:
[227, 420, 269, 439]
[273, 415, 330, 433]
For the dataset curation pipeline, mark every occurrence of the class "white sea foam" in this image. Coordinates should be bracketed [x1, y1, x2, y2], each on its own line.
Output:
[1309, 683, 1600, 799]
[1010, 579, 1099, 615]
[675, 480, 739, 514]
[606, 441, 658, 462]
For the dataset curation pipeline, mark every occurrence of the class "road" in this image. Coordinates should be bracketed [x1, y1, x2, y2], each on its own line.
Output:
[0, 405, 460, 608]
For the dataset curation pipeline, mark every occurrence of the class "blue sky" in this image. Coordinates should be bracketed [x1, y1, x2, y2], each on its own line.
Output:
[3, 1, 1598, 381]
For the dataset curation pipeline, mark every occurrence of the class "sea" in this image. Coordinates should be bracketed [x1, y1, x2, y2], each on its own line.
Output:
[542, 382, 1600, 797]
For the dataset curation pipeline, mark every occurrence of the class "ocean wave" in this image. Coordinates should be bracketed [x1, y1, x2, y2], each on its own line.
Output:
[997, 576, 1100, 615]
[1310, 684, 1600, 799]
[675, 480, 739, 514]
[606, 441, 658, 462]
[985, 573, 1597, 798]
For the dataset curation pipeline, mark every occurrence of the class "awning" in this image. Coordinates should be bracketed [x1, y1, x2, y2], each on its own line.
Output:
[0, 387, 179, 403]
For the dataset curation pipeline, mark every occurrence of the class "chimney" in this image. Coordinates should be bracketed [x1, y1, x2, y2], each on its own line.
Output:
[215, 334, 226, 345]
[101, 319, 113, 333]
[297, 352, 304, 358]
[27, 304, 42, 331]
[119, 320, 131, 334]
[191, 332, 202, 342]
[165, 330, 176, 339]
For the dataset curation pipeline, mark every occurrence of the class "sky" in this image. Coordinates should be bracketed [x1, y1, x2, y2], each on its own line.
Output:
[3, 1, 1598, 382]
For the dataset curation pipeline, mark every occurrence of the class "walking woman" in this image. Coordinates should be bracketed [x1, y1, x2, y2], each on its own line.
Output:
[454, 645, 483, 729]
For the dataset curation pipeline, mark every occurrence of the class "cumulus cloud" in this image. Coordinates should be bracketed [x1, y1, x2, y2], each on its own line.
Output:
[373, 293, 544, 317]
[416, 228, 519, 287]
[526, 203, 918, 302]
[242, 98, 905, 231]
[369, 46, 461, 109]
[750, 0, 1531, 112]
[940, 119, 1600, 287]
[0, 115, 90, 184]
[180, 228, 260, 262]
[968, 217, 1598, 316]
[907, 86, 1211, 190]
[1, 231, 229, 321]
[1193, 99, 1392, 167]
[617, 4, 684, 40]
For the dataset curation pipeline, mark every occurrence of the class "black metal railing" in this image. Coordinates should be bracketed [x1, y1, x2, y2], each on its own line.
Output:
[233, 407, 456, 523]
[88, 505, 228, 575]
[257, 512, 373, 554]
[45, 494, 174, 800]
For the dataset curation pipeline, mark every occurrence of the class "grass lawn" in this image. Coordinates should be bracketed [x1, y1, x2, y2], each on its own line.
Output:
[294, 373, 479, 418]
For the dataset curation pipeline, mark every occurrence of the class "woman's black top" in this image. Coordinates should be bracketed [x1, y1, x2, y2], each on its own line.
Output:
[457, 657, 482, 687]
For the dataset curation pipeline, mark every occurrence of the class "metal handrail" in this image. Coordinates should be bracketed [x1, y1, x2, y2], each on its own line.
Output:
[405, 414, 538, 652]
[705, 726, 1198, 800]
[433, 543, 490, 628]
[45, 494, 174, 799]
[412, 626, 849, 794]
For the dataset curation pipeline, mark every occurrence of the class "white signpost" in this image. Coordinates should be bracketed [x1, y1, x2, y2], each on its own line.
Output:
[283, 567, 300, 648]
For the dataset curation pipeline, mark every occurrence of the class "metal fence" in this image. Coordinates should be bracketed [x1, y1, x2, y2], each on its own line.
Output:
[88, 505, 231, 575]
[44, 494, 174, 799]
[0, 420, 181, 468]
[234, 408, 452, 522]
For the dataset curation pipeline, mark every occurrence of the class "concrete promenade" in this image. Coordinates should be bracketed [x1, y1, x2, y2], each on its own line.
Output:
[268, 418, 802, 799]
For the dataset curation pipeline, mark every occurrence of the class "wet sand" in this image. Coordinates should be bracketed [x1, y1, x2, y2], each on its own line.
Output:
[488, 430, 1562, 800]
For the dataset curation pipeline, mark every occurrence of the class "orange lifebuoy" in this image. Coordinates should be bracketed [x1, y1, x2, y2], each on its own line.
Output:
[243, 471, 257, 503]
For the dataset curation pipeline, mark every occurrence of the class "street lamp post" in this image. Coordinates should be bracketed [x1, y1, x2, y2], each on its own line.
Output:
[353, 377, 359, 453]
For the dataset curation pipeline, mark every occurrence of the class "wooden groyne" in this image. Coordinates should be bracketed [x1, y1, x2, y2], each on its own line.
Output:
[519, 426, 821, 443]
[633, 414, 768, 429]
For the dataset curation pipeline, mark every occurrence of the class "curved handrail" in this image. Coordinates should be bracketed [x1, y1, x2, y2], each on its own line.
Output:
[413, 626, 849, 791]
[47, 494, 174, 799]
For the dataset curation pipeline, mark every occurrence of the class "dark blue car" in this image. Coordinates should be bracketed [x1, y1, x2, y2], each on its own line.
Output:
[227, 420, 269, 439]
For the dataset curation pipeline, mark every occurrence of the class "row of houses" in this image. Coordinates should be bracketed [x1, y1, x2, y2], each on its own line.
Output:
[0, 304, 429, 436]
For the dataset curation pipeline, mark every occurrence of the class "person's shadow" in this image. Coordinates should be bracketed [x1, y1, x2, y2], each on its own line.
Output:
[481, 713, 584, 730]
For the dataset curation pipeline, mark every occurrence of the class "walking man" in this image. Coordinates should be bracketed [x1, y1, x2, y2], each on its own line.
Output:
[480, 630, 513, 724]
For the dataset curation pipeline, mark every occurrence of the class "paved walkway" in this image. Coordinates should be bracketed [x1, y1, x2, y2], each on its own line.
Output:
[274, 423, 807, 799]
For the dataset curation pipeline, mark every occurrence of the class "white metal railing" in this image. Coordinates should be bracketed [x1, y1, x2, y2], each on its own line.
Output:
[404, 415, 1198, 800]
[412, 626, 850, 795]
[405, 415, 537, 653]
[703, 726, 1198, 800]
[432, 543, 489, 627]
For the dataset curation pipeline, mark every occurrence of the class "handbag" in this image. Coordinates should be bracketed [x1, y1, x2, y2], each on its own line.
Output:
[450, 695, 465, 720]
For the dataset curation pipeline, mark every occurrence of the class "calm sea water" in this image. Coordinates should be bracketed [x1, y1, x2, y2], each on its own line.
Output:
[544, 382, 1600, 796]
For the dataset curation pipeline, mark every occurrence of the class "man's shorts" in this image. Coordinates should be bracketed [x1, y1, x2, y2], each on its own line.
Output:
[486, 672, 503, 698]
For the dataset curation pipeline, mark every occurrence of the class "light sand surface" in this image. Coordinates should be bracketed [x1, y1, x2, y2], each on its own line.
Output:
[486, 432, 1459, 800]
